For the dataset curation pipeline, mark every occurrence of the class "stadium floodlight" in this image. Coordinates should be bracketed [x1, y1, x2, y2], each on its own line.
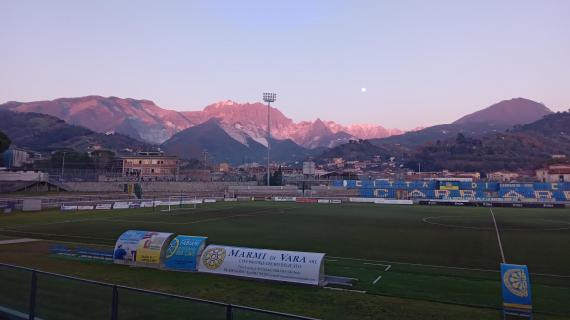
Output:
[263, 92, 276, 103]
[263, 92, 277, 187]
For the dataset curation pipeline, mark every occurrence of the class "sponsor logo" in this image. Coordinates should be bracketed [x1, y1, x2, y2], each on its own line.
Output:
[504, 268, 529, 298]
[166, 237, 179, 259]
[202, 247, 226, 270]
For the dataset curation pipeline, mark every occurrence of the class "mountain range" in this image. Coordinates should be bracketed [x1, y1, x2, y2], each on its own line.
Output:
[370, 98, 553, 148]
[161, 118, 312, 163]
[404, 110, 570, 172]
[0, 96, 402, 148]
[0, 110, 149, 154]
[0, 96, 559, 166]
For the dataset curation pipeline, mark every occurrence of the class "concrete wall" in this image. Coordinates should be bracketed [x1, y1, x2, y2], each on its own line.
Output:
[309, 186, 358, 197]
[227, 185, 298, 197]
[0, 171, 48, 181]
[63, 181, 257, 193]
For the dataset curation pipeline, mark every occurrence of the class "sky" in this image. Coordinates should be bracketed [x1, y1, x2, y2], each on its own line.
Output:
[1, 0, 569, 129]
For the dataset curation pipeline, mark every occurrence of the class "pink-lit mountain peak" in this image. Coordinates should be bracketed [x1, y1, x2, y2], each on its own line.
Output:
[1, 96, 404, 147]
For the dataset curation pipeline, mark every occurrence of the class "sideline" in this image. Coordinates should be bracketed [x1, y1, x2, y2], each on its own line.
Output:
[326, 255, 570, 278]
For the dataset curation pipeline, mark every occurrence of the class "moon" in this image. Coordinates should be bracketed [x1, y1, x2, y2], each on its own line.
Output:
[361, 87, 367, 93]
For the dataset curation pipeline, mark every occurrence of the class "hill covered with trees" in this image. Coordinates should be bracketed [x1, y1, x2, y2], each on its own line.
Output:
[405, 111, 570, 172]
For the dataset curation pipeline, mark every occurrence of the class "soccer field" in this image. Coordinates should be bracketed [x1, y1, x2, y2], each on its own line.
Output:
[0, 202, 569, 319]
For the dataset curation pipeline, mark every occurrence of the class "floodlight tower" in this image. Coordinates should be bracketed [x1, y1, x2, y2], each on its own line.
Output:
[263, 92, 276, 186]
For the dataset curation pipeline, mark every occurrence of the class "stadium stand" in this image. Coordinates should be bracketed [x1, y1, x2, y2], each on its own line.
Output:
[333, 179, 570, 202]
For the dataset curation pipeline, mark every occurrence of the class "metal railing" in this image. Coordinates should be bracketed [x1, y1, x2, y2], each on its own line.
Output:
[0, 263, 318, 320]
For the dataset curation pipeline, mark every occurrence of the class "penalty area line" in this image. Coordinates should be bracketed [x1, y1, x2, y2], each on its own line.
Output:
[328, 255, 499, 273]
[362, 262, 392, 271]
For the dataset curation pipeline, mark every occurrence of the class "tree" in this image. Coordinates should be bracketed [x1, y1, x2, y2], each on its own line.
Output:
[91, 150, 115, 170]
[50, 151, 94, 169]
[270, 166, 283, 186]
[456, 133, 466, 144]
[0, 131, 11, 154]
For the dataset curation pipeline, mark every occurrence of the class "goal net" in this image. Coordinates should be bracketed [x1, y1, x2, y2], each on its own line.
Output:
[160, 196, 200, 212]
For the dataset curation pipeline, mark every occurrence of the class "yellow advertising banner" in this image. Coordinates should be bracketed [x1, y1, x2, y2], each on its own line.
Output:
[134, 232, 174, 265]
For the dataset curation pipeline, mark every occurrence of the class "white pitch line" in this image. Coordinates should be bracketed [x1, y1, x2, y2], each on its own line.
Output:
[490, 208, 506, 263]
[328, 255, 500, 273]
[329, 256, 570, 278]
[323, 287, 366, 294]
[0, 238, 41, 245]
[363, 262, 390, 267]
[372, 275, 382, 285]
[384, 265, 391, 272]
[0, 229, 116, 242]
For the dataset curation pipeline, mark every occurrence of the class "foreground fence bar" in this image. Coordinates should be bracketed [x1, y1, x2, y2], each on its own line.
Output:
[28, 271, 36, 320]
[1, 263, 318, 320]
[111, 285, 118, 320]
[226, 304, 233, 320]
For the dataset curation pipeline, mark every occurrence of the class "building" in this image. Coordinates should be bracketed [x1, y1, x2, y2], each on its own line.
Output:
[488, 171, 520, 182]
[218, 162, 230, 173]
[120, 152, 179, 178]
[302, 161, 316, 175]
[536, 164, 570, 182]
[3, 148, 32, 168]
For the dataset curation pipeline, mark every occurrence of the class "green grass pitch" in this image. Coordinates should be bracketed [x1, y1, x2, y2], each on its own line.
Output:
[0, 202, 569, 319]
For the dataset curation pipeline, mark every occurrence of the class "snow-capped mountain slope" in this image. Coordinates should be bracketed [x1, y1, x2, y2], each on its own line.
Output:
[1, 96, 404, 148]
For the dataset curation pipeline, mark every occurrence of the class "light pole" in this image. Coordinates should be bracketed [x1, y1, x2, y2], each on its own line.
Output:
[263, 92, 276, 187]
[61, 151, 66, 182]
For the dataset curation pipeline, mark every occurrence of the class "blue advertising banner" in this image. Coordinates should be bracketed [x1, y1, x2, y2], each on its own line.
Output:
[164, 235, 207, 271]
[113, 230, 147, 264]
[501, 263, 532, 317]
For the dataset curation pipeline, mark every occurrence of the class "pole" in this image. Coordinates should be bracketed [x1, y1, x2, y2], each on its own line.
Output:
[28, 271, 37, 320]
[111, 285, 119, 320]
[61, 151, 66, 182]
[226, 304, 233, 320]
[267, 101, 271, 187]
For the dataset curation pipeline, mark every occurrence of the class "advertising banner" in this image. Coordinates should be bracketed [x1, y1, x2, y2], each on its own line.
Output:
[113, 230, 147, 265]
[61, 205, 78, 211]
[164, 236, 207, 271]
[77, 205, 94, 210]
[501, 263, 532, 318]
[296, 198, 318, 203]
[373, 199, 413, 205]
[113, 202, 130, 209]
[113, 230, 174, 266]
[95, 203, 113, 210]
[439, 184, 459, 190]
[135, 232, 175, 265]
[348, 197, 376, 203]
[140, 201, 154, 208]
[273, 196, 296, 202]
[22, 199, 42, 211]
[198, 245, 325, 286]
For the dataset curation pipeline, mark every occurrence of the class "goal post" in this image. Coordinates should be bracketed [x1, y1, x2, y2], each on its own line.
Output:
[160, 195, 199, 212]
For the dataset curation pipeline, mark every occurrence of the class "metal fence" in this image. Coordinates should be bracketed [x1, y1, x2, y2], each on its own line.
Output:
[0, 263, 318, 320]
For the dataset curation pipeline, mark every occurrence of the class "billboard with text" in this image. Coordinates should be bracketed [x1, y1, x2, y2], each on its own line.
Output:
[198, 245, 325, 285]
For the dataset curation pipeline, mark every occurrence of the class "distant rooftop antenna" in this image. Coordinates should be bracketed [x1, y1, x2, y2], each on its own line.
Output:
[263, 92, 277, 186]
